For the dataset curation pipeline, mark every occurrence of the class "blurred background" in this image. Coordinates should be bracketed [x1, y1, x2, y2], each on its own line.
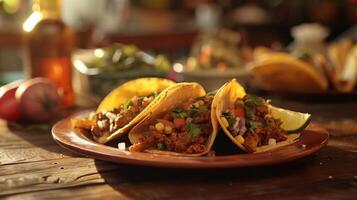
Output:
[0, 0, 356, 72]
[0, 0, 356, 106]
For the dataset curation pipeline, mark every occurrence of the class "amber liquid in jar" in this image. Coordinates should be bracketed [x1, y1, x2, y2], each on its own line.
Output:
[24, 1, 75, 108]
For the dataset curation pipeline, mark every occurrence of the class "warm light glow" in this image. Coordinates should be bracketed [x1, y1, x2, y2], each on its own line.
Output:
[173, 63, 184, 73]
[23, 12, 42, 32]
[73, 59, 88, 74]
[73, 59, 99, 75]
[94, 49, 104, 58]
[3, 0, 20, 14]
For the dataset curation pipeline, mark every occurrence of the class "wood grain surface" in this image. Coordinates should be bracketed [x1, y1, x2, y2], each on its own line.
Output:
[1, 97, 357, 200]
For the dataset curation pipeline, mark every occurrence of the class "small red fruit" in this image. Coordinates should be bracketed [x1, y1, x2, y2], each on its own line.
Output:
[16, 78, 61, 123]
[0, 80, 23, 121]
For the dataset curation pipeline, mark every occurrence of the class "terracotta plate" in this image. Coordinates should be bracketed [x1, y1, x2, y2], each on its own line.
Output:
[52, 111, 329, 169]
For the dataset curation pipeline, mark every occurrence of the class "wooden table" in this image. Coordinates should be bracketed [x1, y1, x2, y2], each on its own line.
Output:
[1, 96, 357, 199]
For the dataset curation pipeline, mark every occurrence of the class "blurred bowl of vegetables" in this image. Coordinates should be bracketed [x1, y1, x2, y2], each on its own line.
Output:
[178, 29, 251, 91]
[72, 43, 170, 105]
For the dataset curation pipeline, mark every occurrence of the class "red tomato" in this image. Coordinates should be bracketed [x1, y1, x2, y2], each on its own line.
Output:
[234, 107, 245, 118]
[0, 80, 23, 121]
[173, 118, 186, 128]
[181, 100, 193, 110]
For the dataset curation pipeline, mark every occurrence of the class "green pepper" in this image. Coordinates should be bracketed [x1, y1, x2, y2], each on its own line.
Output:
[123, 99, 133, 109]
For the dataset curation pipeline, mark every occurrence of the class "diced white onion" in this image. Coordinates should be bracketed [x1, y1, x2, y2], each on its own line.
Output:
[97, 120, 106, 129]
[233, 117, 240, 131]
[239, 126, 247, 135]
[118, 142, 126, 150]
[268, 138, 277, 145]
[105, 112, 117, 122]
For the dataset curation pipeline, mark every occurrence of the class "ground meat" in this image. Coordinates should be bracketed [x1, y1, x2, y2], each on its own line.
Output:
[186, 144, 206, 154]
[192, 134, 207, 144]
[90, 95, 155, 139]
[91, 125, 103, 138]
[243, 132, 260, 153]
[175, 142, 188, 153]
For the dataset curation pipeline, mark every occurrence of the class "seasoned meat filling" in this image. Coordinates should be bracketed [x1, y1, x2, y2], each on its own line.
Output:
[130, 94, 214, 154]
[90, 93, 157, 138]
[221, 94, 287, 153]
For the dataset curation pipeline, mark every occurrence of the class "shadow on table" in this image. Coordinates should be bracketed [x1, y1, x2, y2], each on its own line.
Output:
[7, 122, 76, 157]
[94, 154, 317, 199]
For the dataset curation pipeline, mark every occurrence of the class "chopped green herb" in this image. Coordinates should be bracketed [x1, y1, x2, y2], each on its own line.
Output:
[198, 105, 207, 112]
[156, 143, 166, 150]
[188, 107, 198, 117]
[123, 99, 133, 109]
[222, 112, 237, 127]
[245, 94, 263, 106]
[244, 104, 255, 120]
[248, 121, 262, 132]
[172, 107, 188, 119]
[173, 107, 183, 113]
[186, 123, 201, 138]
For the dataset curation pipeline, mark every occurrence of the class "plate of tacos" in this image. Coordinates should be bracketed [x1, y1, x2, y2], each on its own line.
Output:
[52, 78, 329, 168]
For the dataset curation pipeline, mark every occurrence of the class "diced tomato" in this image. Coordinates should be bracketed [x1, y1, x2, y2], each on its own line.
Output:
[157, 119, 174, 128]
[181, 101, 192, 110]
[173, 118, 186, 128]
[234, 107, 245, 118]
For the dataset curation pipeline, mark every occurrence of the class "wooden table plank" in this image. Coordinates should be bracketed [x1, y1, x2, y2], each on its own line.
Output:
[0, 121, 77, 166]
[1, 98, 357, 199]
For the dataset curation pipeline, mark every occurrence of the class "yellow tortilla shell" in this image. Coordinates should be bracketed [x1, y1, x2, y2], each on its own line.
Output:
[95, 77, 176, 144]
[129, 82, 219, 156]
[249, 53, 328, 93]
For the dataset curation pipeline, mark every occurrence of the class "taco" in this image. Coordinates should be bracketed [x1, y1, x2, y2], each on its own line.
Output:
[249, 52, 328, 93]
[327, 40, 357, 92]
[215, 79, 311, 153]
[128, 82, 218, 156]
[72, 78, 175, 144]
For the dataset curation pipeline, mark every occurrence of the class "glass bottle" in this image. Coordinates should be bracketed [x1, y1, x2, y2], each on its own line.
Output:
[24, 0, 75, 107]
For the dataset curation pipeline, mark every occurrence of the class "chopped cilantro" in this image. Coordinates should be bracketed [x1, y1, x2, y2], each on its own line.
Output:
[243, 94, 265, 120]
[123, 99, 133, 109]
[248, 121, 261, 132]
[186, 123, 201, 138]
[172, 107, 188, 119]
[198, 105, 207, 112]
[243, 104, 255, 120]
[188, 107, 198, 117]
[222, 111, 237, 127]
[245, 94, 263, 106]
[173, 107, 183, 113]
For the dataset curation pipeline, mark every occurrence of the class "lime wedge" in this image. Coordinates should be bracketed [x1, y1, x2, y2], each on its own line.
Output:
[269, 106, 311, 133]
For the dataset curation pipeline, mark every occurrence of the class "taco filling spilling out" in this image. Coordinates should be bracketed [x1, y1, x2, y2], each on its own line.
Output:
[129, 94, 214, 154]
[74, 93, 158, 142]
[220, 94, 287, 153]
